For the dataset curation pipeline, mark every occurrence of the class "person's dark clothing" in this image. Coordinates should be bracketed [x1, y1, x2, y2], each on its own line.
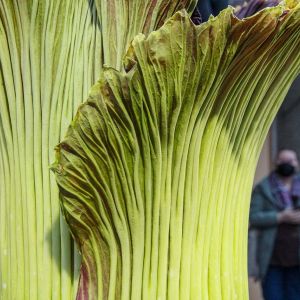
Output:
[268, 172, 300, 209]
[191, 6, 202, 25]
[196, 0, 228, 22]
[249, 174, 300, 279]
[234, 0, 280, 19]
[262, 266, 300, 300]
[271, 223, 300, 267]
[268, 172, 300, 267]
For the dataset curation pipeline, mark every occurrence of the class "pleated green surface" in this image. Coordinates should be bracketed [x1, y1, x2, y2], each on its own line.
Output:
[0, 0, 196, 299]
[53, 5, 300, 300]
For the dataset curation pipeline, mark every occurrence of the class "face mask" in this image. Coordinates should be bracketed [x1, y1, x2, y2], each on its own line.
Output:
[276, 163, 296, 177]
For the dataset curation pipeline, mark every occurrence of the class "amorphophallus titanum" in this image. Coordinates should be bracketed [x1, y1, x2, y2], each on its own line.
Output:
[52, 3, 300, 300]
[0, 0, 196, 299]
[1, 0, 300, 299]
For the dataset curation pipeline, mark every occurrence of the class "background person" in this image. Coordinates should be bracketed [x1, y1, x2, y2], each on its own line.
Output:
[250, 149, 300, 300]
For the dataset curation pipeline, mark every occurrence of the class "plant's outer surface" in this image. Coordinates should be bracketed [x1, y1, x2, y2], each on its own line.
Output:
[0, 0, 196, 299]
[53, 4, 300, 300]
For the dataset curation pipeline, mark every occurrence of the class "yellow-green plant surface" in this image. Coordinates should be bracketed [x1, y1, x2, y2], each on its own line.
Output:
[53, 3, 300, 300]
[0, 0, 196, 299]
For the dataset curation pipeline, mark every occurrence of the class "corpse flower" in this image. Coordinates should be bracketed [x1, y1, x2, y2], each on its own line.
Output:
[53, 3, 300, 300]
[0, 0, 196, 299]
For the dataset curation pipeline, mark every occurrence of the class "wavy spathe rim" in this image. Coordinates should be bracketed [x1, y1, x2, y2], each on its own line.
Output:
[53, 4, 300, 300]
